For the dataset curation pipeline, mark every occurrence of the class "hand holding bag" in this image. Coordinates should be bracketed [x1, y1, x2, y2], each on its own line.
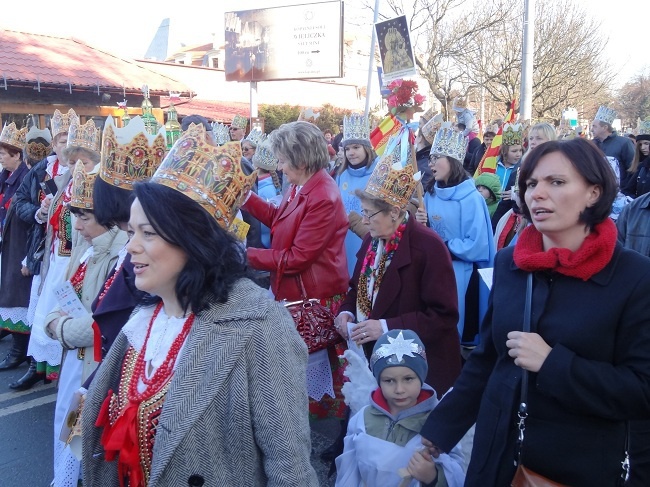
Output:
[277, 251, 341, 354]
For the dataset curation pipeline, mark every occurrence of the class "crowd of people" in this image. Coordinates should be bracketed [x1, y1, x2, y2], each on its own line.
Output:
[0, 98, 649, 487]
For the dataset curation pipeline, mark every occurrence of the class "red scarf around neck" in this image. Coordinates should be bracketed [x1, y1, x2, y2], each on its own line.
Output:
[513, 218, 617, 281]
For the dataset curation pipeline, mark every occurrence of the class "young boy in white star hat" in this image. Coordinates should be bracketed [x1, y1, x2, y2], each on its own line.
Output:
[335, 329, 465, 487]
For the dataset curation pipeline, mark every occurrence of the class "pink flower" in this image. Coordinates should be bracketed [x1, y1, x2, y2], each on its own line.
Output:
[413, 94, 426, 105]
[387, 95, 398, 107]
[387, 80, 400, 91]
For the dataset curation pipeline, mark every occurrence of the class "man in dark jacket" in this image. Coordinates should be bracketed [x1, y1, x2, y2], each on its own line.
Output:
[468, 131, 495, 176]
[457, 123, 481, 173]
[592, 106, 635, 187]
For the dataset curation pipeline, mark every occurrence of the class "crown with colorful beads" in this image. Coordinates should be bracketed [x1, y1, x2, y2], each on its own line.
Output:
[594, 106, 617, 126]
[230, 114, 248, 130]
[252, 141, 278, 171]
[502, 123, 524, 146]
[342, 114, 370, 148]
[25, 126, 52, 161]
[211, 123, 231, 145]
[67, 120, 101, 152]
[430, 121, 468, 161]
[70, 160, 98, 209]
[243, 128, 266, 147]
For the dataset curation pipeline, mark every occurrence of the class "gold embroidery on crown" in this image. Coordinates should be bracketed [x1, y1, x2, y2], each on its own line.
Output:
[70, 162, 98, 209]
[365, 140, 419, 210]
[0, 123, 28, 151]
[152, 124, 258, 230]
[100, 116, 166, 190]
[51, 109, 79, 139]
[502, 123, 524, 146]
[67, 120, 101, 152]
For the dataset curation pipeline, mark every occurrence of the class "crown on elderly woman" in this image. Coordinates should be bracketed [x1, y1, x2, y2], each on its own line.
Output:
[25, 127, 52, 161]
[365, 139, 421, 209]
[51, 109, 79, 138]
[594, 106, 617, 125]
[252, 142, 279, 171]
[230, 114, 248, 130]
[70, 160, 98, 209]
[342, 114, 370, 146]
[67, 119, 101, 153]
[0, 123, 28, 152]
[430, 121, 469, 161]
[502, 123, 524, 146]
[243, 128, 266, 147]
[100, 116, 166, 190]
[151, 124, 257, 230]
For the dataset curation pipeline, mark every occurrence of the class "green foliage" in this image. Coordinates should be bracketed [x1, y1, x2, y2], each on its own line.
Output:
[313, 104, 354, 134]
[258, 104, 302, 133]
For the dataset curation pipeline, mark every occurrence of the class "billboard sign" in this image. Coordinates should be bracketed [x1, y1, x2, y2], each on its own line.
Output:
[225, 1, 344, 82]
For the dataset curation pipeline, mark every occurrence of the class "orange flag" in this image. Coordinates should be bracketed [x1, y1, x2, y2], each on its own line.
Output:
[474, 100, 516, 177]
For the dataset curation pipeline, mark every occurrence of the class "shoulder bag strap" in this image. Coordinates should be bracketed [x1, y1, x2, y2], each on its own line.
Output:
[515, 272, 534, 466]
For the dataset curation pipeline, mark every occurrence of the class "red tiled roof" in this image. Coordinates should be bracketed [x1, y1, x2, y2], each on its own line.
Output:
[0, 29, 190, 95]
[161, 97, 249, 123]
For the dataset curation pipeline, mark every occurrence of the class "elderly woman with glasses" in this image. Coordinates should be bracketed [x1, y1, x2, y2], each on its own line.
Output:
[334, 141, 462, 399]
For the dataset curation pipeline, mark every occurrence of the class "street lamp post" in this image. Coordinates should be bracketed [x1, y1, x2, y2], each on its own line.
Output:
[520, 0, 535, 121]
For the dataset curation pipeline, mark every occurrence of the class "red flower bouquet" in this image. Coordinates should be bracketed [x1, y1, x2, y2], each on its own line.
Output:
[385, 79, 426, 117]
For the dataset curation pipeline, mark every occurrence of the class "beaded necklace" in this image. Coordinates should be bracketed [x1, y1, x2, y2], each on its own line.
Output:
[69, 261, 88, 299]
[357, 216, 407, 319]
[128, 301, 195, 403]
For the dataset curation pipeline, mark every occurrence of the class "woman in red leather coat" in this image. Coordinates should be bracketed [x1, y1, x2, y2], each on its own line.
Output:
[243, 120, 350, 419]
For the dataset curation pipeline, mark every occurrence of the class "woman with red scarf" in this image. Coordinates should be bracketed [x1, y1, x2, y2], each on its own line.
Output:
[420, 138, 650, 486]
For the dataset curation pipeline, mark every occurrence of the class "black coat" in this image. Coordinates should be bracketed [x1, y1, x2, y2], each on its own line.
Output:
[11, 157, 49, 274]
[463, 137, 482, 172]
[622, 156, 650, 199]
[421, 244, 650, 486]
[0, 163, 33, 307]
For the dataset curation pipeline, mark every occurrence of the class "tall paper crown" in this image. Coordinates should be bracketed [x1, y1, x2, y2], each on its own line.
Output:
[595, 106, 617, 125]
[100, 116, 166, 190]
[252, 141, 279, 171]
[70, 161, 98, 209]
[637, 119, 650, 136]
[212, 123, 231, 145]
[0, 123, 28, 151]
[230, 114, 248, 130]
[430, 121, 469, 161]
[243, 128, 266, 147]
[502, 123, 524, 146]
[67, 120, 100, 152]
[365, 140, 420, 209]
[420, 107, 436, 124]
[25, 126, 52, 161]
[151, 124, 258, 229]
[342, 114, 370, 146]
[420, 113, 443, 144]
[51, 109, 79, 139]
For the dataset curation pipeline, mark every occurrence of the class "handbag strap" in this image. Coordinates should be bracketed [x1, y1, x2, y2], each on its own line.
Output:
[275, 250, 309, 301]
[515, 272, 534, 465]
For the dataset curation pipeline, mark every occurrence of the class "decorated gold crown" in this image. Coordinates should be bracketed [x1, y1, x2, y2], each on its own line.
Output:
[365, 139, 421, 209]
[502, 123, 524, 146]
[594, 106, 617, 125]
[420, 113, 443, 144]
[100, 116, 166, 190]
[430, 121, 469, 161]
[51, 109, 79, 139]
[151, 124, 258, 229]
[243, 128, 266, 147]
[342, 114, 370, 147]
[70, 160, 98, 209]
[0, 123, 28, 151]
[252, 141, 279, 171]
[230, 114, 248, 130]
[25, 127, 52, 161]
[67, 120, 100, 152]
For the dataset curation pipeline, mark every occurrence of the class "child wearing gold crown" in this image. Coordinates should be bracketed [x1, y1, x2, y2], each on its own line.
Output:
[335, 329, 465, 486]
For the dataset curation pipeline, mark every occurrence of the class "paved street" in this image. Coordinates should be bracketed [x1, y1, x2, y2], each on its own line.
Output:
[0, 336, 338, 487]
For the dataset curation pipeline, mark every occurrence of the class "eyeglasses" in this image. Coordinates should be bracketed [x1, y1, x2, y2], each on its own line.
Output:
[361, 209, 383, 220]
[429, 155, 443, 164]
[242, 147, 254, 153]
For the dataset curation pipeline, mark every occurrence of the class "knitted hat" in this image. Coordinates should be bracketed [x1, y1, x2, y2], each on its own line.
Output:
[370, 329, 428, 384]
[475, 172, 502, 200]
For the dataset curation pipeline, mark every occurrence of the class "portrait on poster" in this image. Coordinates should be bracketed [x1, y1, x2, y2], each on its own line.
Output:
[375, 15, 417, 82]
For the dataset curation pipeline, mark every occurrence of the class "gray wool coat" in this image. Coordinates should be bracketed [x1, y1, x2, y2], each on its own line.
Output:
[82, 278, 319, 487]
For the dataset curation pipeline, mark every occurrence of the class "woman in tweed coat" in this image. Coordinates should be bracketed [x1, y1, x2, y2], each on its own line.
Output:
[82, 181, 318, 487]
